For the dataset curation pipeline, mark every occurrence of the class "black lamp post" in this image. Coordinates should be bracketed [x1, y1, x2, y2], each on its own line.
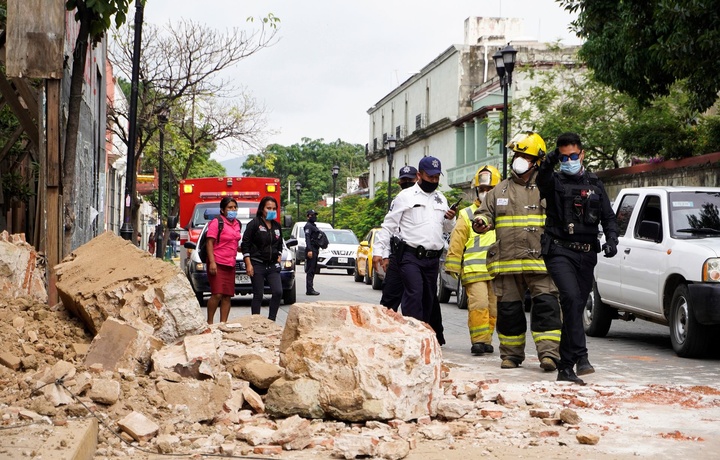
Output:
[120, 0, 145, 241]
[295, 181, 302, 223]
[155, 107, 169, 258]
[331, 165, 339, 227]
[494, 43, 517, 179]
[384, 135, 396, 210]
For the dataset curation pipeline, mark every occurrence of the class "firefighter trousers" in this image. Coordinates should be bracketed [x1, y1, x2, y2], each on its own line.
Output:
[492, 273, 561, 365]
[465, 280, 497, 345]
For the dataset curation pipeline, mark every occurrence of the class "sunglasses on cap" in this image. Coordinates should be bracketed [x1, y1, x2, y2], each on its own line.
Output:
[560, 152, 581, 162]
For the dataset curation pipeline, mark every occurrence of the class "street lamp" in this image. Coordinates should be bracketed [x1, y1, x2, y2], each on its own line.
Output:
[384, 135, 397, 210]
[494, 43, 517, 179]
[331, 165, 339, 227]
[120, 0, 145, 241]
[155, 107, 169, 258]
[295, 181, 302, 223]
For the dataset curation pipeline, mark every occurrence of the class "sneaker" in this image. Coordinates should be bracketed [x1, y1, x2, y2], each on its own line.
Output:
[483, 343, 494, 354]
[557, 368, 586, 385]
[306, 290, 320, 296]
[540, 357, 557, 372]
[576, 357, 595, 376]
[470, 343, 485, 355]
[501, 359, 519, 369]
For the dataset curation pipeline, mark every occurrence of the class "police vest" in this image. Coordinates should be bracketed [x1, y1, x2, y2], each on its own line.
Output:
[558, 173, 602, 236]
[460, 205, 495, 283]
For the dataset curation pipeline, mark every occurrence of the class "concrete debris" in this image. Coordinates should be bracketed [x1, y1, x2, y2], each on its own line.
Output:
[0, 231, 47, 302]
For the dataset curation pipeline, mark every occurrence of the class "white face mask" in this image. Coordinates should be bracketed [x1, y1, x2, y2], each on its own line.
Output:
[512, 157, 531, 175]
[477, 191, 487, 203]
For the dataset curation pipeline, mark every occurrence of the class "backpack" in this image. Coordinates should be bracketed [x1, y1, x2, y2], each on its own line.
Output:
[314, 230, 329, 249]
[198, 217, 224, 263]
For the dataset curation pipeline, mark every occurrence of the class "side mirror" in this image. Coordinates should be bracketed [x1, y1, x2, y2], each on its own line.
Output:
[285, 238, 298, 248]
[167, 215, 178, 229]
[283, 215, 294, 229]
[184, 241, 197, 250]
[638, 220, 662, 242]
[359, 240, 369, 247]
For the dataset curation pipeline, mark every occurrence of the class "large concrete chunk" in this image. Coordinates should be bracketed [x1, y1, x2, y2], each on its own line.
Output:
[0, 231, 47, 302]
[55, 232, 207, 343]
[266, 302, 442, 422]
[84, 318, 163, 374]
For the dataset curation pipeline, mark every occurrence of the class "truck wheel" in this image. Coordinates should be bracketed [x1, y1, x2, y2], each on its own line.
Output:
[583, 281, 612, 337]
[437, 275, 451, 303]
[364, 261, 372, 285]
[456, 280, 468, 310]
[347, 268, 355, 276]
[354, 265, 364, 282]
[371, 267, 383, 290]
[670, 284, 710, 358]
[282, 283, 296, 305]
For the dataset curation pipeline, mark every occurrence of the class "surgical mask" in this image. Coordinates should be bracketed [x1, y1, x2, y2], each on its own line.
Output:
[511, 157, 531, 175]
[477, 191, 487, 203]
[399, 180, 415, 190]
[309, 216, 317, 223]
[418, 180, 439, 193]
[560, 159, 582, 175]
[266, 210, 277, 220]
[226, 210, 237, 221]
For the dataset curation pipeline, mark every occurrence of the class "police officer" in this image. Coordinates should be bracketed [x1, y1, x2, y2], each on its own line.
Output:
[380, 165, 418, 311]
[304, 209, 321, 295]
[445, 165, 500, 355]
[537, 132, 619, 384]
[472, 132, 562, 372]
[374, 156, 456, 324]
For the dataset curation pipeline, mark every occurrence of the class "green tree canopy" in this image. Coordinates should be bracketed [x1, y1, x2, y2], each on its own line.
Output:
[558, 0, 720, 112]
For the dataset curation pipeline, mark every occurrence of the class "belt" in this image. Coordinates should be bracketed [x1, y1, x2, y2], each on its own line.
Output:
[404, 243, 442, 259]
[553, 239, 592, 253]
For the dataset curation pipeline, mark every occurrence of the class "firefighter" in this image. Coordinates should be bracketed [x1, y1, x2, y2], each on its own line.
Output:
[471, 132, 562, 371]
[445, 165, 500, 355]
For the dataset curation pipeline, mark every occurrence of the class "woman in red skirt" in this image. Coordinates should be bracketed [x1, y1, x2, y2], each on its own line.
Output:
[205, 196, 242, 324]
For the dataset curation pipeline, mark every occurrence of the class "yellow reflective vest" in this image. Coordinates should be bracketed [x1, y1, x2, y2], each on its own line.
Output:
[445, 202, 496, 284]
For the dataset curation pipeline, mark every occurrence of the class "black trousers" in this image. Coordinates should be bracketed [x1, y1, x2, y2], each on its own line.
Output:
[250, 262, 282, 320]
[399, 252, 440, 323]
[305, 250, 317, 293]
[544, 245, 597, 370]
[380, 253, 402, 311]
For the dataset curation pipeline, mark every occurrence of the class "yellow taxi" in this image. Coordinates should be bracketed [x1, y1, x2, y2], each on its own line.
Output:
[354, 227, 384, 289]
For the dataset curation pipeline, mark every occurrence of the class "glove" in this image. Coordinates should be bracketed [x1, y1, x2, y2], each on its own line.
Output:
[602, 239, 617, 258]
[545, 148, 560, 165]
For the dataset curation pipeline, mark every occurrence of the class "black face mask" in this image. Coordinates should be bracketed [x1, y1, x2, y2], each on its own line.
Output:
[308, 216, 317, 223]
[399, 181, 415, 190]
[418, 180, 439, 193]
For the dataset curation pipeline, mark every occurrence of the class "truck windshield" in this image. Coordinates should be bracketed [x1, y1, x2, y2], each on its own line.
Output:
[191, 202, 256, 227]
[669, 191, 720, 238]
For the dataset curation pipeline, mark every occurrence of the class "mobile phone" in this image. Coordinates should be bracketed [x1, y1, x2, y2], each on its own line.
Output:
[450, 197, 462, 211]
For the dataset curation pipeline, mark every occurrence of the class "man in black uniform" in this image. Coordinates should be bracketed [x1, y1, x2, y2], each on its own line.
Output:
[537, 132, 619, 384]
[303, 209, 321, 295]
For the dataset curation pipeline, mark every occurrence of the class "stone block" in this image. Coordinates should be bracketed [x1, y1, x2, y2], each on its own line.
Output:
[117, 411, 159, 442]
[84, 318, 162, 374]
[0, 352, 21, 370]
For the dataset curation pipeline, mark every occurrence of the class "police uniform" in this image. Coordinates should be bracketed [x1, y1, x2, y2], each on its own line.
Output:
[537, 147, 618, 380]
[376, 157, 455, 323]
[304, 210, 322, 295]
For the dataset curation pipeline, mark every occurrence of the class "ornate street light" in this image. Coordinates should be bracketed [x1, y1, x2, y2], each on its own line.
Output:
[494, 43, 517, 179]
[331, 165, 339, 227]
[295, 181, 302, 223]
[384, 135, 397, 210]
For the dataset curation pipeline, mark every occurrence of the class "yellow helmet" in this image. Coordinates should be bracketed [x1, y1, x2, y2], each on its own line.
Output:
[472, 165, 501, 189]
[507, 131, 547, 164]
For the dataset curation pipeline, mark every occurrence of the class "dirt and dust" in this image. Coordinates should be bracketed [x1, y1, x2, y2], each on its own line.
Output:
[2, 293, 720, 460]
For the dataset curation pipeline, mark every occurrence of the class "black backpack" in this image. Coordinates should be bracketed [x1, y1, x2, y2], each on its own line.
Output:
[198, 217, 224, 263]
[314, 230, 329, 249]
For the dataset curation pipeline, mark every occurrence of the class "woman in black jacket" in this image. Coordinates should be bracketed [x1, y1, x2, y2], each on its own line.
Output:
[241, 196, 284, 321]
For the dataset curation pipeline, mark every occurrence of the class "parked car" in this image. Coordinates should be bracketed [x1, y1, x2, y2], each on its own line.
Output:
[315, 229, 359, 275]
[355, 227, 384, 288]
[586, 186, 720, 358]
[289, 221, 333, 264]
[184, 223, 298, 306]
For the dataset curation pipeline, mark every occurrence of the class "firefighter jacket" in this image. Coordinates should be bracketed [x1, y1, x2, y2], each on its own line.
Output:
[474, 172, 547, 276]
[446, 202, 496, 285]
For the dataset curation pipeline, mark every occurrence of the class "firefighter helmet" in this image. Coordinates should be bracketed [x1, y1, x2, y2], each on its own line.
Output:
[472, 165, 501, 189]
[507, 131, 547, 164]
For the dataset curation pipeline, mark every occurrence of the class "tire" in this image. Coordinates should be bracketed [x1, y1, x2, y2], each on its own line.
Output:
[354, 265, 363, 282]
[583, 281, 613, 337]
[364, 261, 371, 285]
[371, 267, 383, 290]
[456, 280, 468, 309]
[669, 284, 710, 358]
[282, 283, 296, 305]
[437, 274, 451, 303]
[347, 268, 355, 276]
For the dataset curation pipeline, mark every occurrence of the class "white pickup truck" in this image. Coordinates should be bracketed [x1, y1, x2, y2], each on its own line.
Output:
[584, 186, 720, 358]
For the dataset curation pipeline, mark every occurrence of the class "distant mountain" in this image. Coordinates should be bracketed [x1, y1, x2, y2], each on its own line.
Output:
[218, 155, 248, 177]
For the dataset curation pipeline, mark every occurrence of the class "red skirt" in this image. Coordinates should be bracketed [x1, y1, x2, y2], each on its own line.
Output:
[208, 264, 235, 296]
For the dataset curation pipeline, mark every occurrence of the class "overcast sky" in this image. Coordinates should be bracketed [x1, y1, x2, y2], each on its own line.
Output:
[141, 0, 581, 160]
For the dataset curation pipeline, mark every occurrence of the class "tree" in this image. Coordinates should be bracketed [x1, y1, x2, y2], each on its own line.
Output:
[558, 0, 720, 112]
[63, 0, 131, 252]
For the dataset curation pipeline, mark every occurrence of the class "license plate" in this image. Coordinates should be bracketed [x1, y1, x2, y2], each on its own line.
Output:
[235, 274, 251, 284]
[338, 257, 348, 264]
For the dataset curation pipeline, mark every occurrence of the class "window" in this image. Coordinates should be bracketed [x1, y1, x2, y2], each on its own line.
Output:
[634, 195, 663, 241]
[615, 194, 638, 237]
